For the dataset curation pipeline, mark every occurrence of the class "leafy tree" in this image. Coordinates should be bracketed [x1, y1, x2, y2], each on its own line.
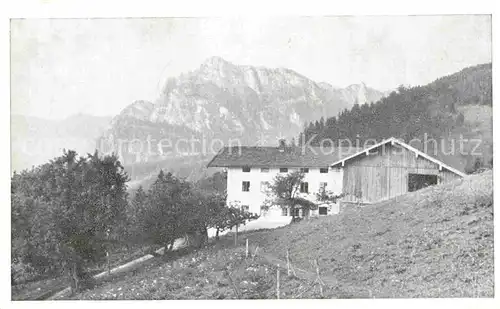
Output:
[195, 171, 227, 193]
[198, 192, 228, 241]
[456, 113, 465, 126]
[125, 186, 148, 243]
[11, 150, 129, 291]
[474, 157, 484, 171]
[183, 191, 259, 244]
[315, 189, 345, 204]
[464, 156, 487, 174]
[135, 172, 259, 249]
[212, 201, 259, 240]
[11, 191, 55, 280]
[266, 171, 317, 221]
[193, 172, 259, 241]
[180, 189, 233, 248]
[138, 170, 193, 251]
[314, 120, 321, 131]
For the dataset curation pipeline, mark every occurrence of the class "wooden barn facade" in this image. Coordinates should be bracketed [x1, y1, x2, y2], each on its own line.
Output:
[331, 137, 465, 205]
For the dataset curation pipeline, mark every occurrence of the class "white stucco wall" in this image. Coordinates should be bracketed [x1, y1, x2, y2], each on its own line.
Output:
[226, 166, 344, 217]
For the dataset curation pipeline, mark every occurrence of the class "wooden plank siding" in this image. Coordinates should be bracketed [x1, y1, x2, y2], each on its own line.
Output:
[341, 143, 462, 204]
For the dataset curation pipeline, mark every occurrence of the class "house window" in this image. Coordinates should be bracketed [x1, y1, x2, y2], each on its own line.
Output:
[319, 182, 328, 192]
[242, 181, 250, 192]
[300, 182, 309, 193]
[300, 168, 309, 173]
[319, 207, 328, 215]
[260, 181, 270, 193]
[293, 208, 301, 217]
[242, 166, 251, 172]
[281, 208, 288, 216]
[241, 205, 250, 212]
[261, 167, 269, 172]
[279, 167, 288, 173]
[408, 174, 438, 192]
[320, 168, 329, 173]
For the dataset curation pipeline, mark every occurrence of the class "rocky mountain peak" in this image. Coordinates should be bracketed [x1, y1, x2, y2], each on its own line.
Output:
[111, 100, 154, 125]
[342, 82, 380, 105]
[203, 56, 231, 67]
[102, 58, 388, 165]
[200, 56, 235, 74]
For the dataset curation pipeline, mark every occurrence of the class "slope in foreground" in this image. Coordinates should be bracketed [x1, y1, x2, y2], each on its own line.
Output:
[69, 171, 493, 299]
[246, 170, 494, 297]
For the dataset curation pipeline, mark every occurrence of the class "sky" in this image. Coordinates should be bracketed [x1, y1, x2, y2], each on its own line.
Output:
[10, 15, 491, 120]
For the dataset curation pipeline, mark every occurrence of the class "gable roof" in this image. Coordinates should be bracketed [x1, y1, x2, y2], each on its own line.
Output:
[207, 146, 361, 168]
[330, 137, 466, 177]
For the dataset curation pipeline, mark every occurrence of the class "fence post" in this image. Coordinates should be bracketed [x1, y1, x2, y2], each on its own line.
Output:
[106, 228, 110, 275]
[286, 249, 290, 276]
[253, 246, 259, 260]
[276, 264, 280, 299]
[106, 251, 110, 275]
[245, 238, 249, 259]
[315, 259, 324, 298]
[234, 224, 238, 246]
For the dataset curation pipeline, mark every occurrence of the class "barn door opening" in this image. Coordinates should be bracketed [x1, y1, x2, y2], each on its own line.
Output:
[408, 173, 438, 192]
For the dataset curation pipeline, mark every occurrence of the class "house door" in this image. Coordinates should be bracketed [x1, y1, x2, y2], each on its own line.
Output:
[408, 173, 438, 192]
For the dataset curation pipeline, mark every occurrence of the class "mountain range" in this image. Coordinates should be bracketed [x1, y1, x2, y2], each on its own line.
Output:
[122, 56, 385, 134]
[98, 57, 386, 169]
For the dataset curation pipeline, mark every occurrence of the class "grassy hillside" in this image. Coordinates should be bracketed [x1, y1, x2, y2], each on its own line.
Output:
[243, 171, 493, 297]
[458, 105, 493, 167]
[69, 171, 493, 299]
[69, 245, 329, 300]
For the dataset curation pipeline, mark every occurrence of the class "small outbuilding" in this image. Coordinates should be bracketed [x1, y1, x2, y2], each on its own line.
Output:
[330, 137, 465, 205]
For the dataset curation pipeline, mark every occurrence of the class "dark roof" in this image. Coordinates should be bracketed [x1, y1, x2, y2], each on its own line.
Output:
[207, 146, 361, 168]
[207, 137, 467, 175]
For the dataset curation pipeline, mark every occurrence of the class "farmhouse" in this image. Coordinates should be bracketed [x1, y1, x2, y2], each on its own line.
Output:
[207, 137, 465, 217]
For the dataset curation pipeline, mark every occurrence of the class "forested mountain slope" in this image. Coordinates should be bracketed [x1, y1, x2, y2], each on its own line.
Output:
[301, 63, 492, 173]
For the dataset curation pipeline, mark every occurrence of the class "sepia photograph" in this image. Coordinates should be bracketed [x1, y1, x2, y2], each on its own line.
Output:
[6, 8, 494, 303]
